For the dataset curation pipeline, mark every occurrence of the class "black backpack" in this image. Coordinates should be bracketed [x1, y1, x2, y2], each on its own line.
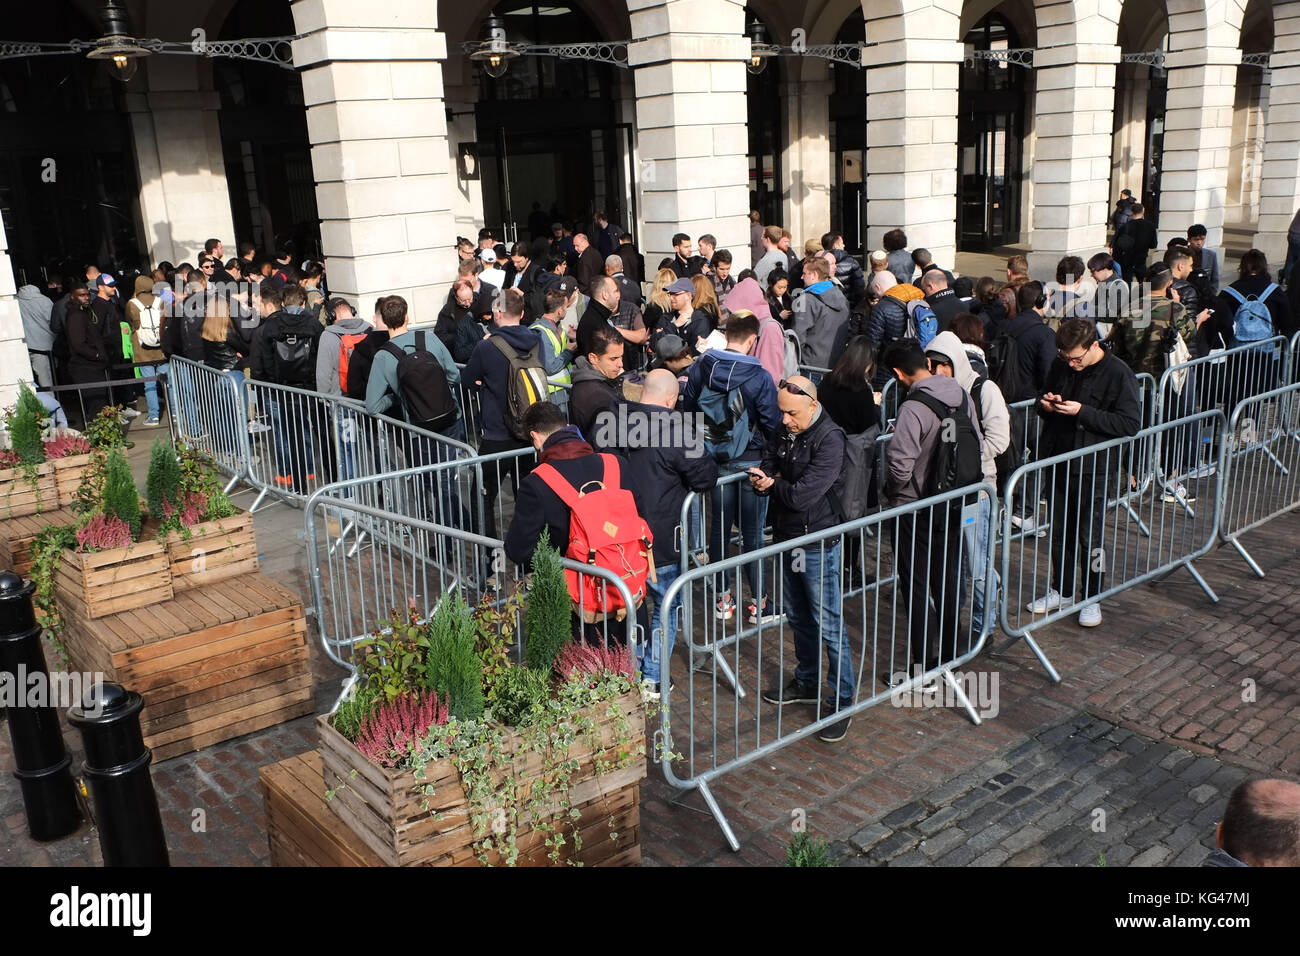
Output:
[971, 377, 1022, 493]
[344, 329, 389, 401]
[986, 331, 1029, 403]
[904, 391, 983, 495]
[381, 331, 457, 431]
[272, 322, 315, 386]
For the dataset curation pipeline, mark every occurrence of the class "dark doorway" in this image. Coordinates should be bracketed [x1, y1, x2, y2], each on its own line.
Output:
[1141, 69, 1167, 227]
[0, 2, 143, 285]
[473, 3, 630, 244]
[830, 9, 867, 255]
[746, 10, 783, 228]
[215, 0, 319, 260]
[958, 14, 1027, 252]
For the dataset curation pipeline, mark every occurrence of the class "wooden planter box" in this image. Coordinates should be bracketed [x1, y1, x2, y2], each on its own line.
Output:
[55, 537, 173, 620]
[164, 509, 258, 591]
[0, 462, 59, 519]
[57, 574, 312, 761]
[51, 453, 92, 507]
[318, 689, 646, 867]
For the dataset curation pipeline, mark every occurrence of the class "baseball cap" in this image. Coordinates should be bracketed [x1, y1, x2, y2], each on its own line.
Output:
[667, 278, 695, 295]
[479, 249, 497, 263]
[555, 276, 578, 297]
[654, 334, 688, 361]
[96, 274, 116, 287]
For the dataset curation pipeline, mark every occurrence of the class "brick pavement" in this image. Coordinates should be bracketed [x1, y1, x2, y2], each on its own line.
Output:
[2, 435, 1297, 866]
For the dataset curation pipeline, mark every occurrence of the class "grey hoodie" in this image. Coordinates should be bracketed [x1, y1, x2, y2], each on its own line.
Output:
[791, 282, 849, 369]
[883, 372, 984, 505]
[925, 331, 1010, 485]
[17, 286, 54, 387]
[316, 316, 375, 397]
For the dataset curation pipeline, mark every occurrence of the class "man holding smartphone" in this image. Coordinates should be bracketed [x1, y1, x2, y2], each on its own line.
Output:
[1027, 319, 1141, 628]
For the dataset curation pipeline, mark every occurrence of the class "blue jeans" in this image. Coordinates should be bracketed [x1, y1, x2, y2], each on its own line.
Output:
[960, 496, 999, 633]
[332, 407, 361, 483]
[217, 369, 245, 458]
[709, 461, 769, 599]
[269, 396, 314, 481]
[784, 542, 854, 704]
[137, 362, 168, 420]
[641, 562, 680, 683]
[174, 366, 200, 438]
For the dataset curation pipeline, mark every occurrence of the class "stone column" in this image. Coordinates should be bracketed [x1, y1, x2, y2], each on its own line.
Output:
[628, 0, 752, 269]
[863, 36, 962, 270]
[128, 82, 236, 266]
[1256, 33, 1300, 266]
[784, 74, 833, 251]
[291, 0, 457, 323]
[1027, 44, 1120, 277]
[1157, 47, 1239, 253]
[0, 215, 34, 407]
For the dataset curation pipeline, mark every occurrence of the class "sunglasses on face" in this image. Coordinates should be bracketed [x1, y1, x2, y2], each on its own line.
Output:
[779, 379, 813, 400]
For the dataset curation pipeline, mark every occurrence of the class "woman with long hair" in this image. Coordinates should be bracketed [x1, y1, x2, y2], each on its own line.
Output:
[200, 297, 250, 459]
[644, 267, 680, 351]
[691, 273, 721, 331]
[820, 335, 879, 433]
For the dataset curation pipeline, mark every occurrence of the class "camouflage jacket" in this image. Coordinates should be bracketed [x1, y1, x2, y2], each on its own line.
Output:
[1108, 296, 1196, 378]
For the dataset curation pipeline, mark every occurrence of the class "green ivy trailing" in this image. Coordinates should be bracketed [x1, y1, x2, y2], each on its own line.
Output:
[488, 666, 550, 728]
[424, 593, 485, 722]
[28, 524, 78, 668]
[524, 530, 570, 674]
[101, 448, 141, 540]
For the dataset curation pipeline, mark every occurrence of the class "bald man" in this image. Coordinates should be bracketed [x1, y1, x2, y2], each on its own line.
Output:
[622, 368, 719, 696]
[752, 375, 856, 742]
[1207, 778, 1300, 866]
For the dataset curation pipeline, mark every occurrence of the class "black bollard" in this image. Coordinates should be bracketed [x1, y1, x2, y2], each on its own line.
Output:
[68, 681, 170, 866]
[0, 571, 82, 840]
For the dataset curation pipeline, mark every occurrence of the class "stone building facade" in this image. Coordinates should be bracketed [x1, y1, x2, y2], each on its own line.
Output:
[1, 0, 1297, 404]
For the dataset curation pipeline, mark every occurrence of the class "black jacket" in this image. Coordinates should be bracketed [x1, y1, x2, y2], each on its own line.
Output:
[926, 288, 965, 332]
[670, 254, 707, 279]
[503, 429, 643, 568]
[1037, 351, 1142, 471]
[503, 259, 541, 294]
[757, 407, 847, 540]
[576, 299, 617, 360]
[1114, 218, 1158, 277]
[1003, 309, 1059, 395]
[569, 356, 623, 448]
[64, 304, 110, 382]
[575, 246, 605, 296]
[818, 378, 878, 435]
[435, 302, 485, 364]
[622, 403, 719, 565]
[250, 307, 324, 386]
[202, 323, 250, 371]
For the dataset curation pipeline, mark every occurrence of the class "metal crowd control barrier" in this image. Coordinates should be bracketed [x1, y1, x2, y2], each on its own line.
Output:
[659, 482, 999, 850]
[166, 355, 251, 493]
[996, 410, 1226, 683]
[1218, 383, 1300, 576]
[302, 472, 642, 706]
[241, 378, 475, 512]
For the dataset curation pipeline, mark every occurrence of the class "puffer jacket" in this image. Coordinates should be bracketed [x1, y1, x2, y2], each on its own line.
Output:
[756, 405, 847, 540]
[926, 331, 1010, 486]
[831, 249, 867, 309]
[866, 283, 924, 350]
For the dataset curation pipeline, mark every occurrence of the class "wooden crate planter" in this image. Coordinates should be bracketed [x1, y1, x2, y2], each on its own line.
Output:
[51, 453, 92, 507]
[262, 751, 387, 867]
[55, 537, 173, 620]
[318, 689, 646, 867]
[57, 574, 312, 761]
[0, 462, 58, 519]
[0, 507, 76, 577]
[165, 509, 258, 591]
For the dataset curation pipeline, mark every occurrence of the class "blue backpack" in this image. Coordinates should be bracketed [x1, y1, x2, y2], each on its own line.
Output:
[698, 385, 754, 464]
[1224, 284, 1277, 350]
[906, 300, 939, 349]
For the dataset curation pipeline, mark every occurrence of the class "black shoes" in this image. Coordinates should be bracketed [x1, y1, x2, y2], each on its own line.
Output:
[762, 678, 819, 705]
[817, 698, 854, 742]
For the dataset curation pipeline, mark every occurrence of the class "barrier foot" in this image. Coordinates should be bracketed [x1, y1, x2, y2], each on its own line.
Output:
[1262, 445, 1290, 476]
[223, 473, 241, 495]
[249, 486, 271, 513]
[691, 647, 746, 699]
[1184, 561, 1220, 602]
[995, 632, 1061, 684]
[1116, 497, 1152, 537]
[940, 667, 981, 726]
[1228, 538, 1266, 579]
[696, 779, 741, 852]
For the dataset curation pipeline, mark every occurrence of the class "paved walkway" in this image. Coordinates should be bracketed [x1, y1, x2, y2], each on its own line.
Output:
[2, 430, 1297, 866]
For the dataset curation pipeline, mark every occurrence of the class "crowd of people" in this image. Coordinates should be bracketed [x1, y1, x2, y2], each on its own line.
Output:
[15, 210, 1300, 744]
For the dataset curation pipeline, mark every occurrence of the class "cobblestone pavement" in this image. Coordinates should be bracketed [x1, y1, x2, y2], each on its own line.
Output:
[2, 432, 1297, 866]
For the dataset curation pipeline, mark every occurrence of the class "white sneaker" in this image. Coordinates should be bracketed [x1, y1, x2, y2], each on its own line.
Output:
[1078, 603, 1102, 627]
[1011, 515, 1046, 537]
[1162, 484, 1195, 504]
[248, 422, 272, 435]
[122, 407, 142, 419]
[1026, 588, 1064, 614]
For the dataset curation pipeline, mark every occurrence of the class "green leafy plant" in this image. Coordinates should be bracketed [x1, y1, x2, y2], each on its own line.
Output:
[84, 404, 126, 450]
[146, 440, 182, 526]
[785, 832, 835, 867]
[476, 586, 523, 701]
[7, 385, 48, 465]
[524, 531, 571, 674]
[28, 524, 78, 667]
[489, 665, 551, 728]
[101, 448, 141, 540]
[424, 593, 485, 722]
[354, 607, 430, 703]
[333, 683, 380, 742]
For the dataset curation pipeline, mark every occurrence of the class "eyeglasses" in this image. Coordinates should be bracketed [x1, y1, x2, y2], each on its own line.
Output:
[1059, 347, 1091, 367]
[779, 379, 813, 400]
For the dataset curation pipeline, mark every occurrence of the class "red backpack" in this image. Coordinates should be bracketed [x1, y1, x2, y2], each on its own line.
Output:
[533, 454, 655, 622]
[337, 331, 369, 395]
